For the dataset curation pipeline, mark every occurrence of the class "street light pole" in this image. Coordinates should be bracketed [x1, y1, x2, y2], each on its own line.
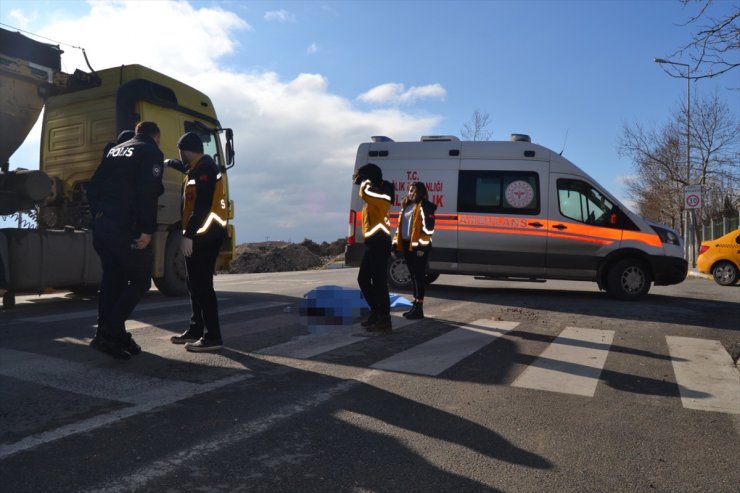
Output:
[654, 58, 692, 263]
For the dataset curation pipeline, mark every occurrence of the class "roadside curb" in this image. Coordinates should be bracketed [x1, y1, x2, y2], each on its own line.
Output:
[687, 269, 712, 280]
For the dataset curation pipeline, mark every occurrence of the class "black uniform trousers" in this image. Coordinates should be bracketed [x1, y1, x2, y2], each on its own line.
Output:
[358, 234, 391, 317]
[92, 217, 152, 344]
[185, 236, 222, 341]
[401, 240, 431, 300]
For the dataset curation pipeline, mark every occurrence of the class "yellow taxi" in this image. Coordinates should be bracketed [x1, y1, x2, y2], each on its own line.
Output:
[697, 229, 740, 285]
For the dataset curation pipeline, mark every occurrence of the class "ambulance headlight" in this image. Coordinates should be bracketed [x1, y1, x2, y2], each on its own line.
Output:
[651, 225, 680, 245]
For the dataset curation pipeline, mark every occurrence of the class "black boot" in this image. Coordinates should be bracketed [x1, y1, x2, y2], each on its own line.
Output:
[403, 302, 418, 318]
[361, 310, 378, 327]
[405, 302, 424, 320]
[368, 315, 392, 334]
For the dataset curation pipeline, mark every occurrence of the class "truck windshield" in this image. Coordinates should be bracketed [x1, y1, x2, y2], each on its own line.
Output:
[184, 121, 221, 166]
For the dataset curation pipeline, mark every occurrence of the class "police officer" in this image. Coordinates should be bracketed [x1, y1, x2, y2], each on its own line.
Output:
[393, 181, 436, 319]
[353, 163, 395, 334]
[166, 132, 227, 352]
[87, 121, 164, 360]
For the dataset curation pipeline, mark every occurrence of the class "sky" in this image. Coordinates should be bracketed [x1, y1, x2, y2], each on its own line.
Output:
[1, 0, 738, 243]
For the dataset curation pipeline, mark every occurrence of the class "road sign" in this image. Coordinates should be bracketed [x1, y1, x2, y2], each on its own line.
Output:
[684, 185, 702, 209]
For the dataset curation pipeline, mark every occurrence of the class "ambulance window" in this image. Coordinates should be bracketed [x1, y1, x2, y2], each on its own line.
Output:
[557, 179, 618, 228]
[458, 170, 540, 214]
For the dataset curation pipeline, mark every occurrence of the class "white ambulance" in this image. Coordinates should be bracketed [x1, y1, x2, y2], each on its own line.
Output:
[345, 134, 687, 300]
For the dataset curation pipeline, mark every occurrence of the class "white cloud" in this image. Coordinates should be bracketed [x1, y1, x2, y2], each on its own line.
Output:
[264, 9, 296, 23]
[357, 83, 447, 106]
[6, 0, 442, 243]
[307, 42, 318, 55]
[7, 8, 34, 28]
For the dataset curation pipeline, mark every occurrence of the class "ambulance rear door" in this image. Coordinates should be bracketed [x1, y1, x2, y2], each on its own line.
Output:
[457, 154, 549, 277]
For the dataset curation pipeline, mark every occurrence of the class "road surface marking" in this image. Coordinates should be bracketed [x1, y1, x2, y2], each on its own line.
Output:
[125, 301, 290, 331]
[82, 375, 369, 493]
[0, 348, 202, 404]
[371, 319, 519, 376]
[0, 361, 250, 461]
[258, 314, 416, 359]
[666, 336, 740, 414]
[512, 327, 614, 397]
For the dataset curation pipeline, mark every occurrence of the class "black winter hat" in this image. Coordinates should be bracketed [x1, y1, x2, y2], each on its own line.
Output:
[177, 132, 204, 153]
[356, 163, 383, 184]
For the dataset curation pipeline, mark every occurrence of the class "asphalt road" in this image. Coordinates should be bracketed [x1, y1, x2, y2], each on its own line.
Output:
[1, 269, 738, 492]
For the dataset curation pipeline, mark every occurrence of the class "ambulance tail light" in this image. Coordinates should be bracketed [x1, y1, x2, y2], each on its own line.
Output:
[347, 210, 357, 246]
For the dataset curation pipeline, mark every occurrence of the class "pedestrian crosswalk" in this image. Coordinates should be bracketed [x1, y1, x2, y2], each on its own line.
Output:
[512, 327, 615, 397]
[371, 320, 518, 376]
[2, 313, 739, 460]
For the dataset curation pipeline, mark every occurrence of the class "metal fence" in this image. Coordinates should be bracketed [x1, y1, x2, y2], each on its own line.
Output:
[698, 214, 740, 242]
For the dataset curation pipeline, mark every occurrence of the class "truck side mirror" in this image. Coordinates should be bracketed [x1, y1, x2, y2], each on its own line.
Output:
[225, 128, 235, 168]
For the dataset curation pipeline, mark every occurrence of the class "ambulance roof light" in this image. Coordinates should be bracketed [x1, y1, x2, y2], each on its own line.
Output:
[421, 135, 460, 142]
[510, 134, 531, 142]
[371, 136, 394, 143]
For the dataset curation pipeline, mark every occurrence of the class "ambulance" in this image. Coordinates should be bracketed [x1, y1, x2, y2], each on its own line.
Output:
[345, 134, 687, 300]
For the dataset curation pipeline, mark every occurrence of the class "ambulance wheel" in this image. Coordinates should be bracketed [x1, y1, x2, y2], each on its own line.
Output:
[607, 258, 651, 300]
[711, 261, 738, 286]
[153, 230, 188, 297]
[387, 258, 440, 290]
[387, 257, 413, 290]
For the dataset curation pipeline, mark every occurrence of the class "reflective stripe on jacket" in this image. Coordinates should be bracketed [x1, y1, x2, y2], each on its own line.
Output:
[182, 155, 227, 238]
[359, 179, 393, 240]
[393, 199, 436, 251]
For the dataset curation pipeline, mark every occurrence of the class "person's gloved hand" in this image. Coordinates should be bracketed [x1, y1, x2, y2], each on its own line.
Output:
[180, 236, 193, 257]
[164, 158, 185, 169]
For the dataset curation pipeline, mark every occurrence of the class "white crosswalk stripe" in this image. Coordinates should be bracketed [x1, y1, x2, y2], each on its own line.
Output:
[258, 314, 417, 359]
[511, 327, 615, 397]
[666, 336, 740, 415]
[371, 319, 518, 376]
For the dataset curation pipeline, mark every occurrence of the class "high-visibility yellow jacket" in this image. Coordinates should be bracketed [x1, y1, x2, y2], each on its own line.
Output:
[393, 199, 437, 252]
[182, 154, 227, 239]
[359, 179, 394, 241]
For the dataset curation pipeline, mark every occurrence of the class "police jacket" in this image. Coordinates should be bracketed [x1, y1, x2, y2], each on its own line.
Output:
[393, 199, 437, 252]
[359, 179, 394, 242]
[87, 134, 164, 236]
[182, 154, 227, 240]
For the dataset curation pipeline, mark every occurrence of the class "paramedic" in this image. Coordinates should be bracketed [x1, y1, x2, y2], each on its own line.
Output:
[166, 132, 227, 352]
[353, 163, 395, 333]
[393, 182, 436, 319]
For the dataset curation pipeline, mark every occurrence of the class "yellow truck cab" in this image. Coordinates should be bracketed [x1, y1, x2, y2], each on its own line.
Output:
[345, 134, 687, 300]
[0, 28, 236, 308]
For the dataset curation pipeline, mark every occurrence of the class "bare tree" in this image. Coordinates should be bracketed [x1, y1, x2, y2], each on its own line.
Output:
[461, 109, 493, 141]
[618, 91, 739, 232]
[658, 0, 739, 81]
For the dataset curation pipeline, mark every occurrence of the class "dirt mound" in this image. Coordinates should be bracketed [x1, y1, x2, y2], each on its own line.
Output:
[228, 238, 346, 274]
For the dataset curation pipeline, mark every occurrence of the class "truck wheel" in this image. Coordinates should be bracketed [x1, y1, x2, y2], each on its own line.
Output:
[153, 230, 188, 297]
[711, 261, 738, 286]
[387, 256, 413, 290]
[607, 258, 651, 300]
